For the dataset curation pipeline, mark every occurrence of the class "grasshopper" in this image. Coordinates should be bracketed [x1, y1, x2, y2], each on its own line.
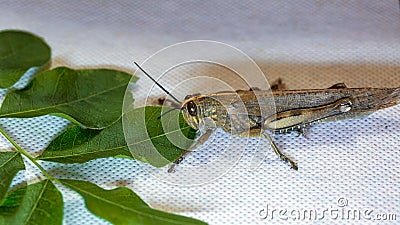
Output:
[135, 63, 400, 172]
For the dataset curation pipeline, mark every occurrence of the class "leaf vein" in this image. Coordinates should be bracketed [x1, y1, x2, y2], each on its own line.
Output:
[39, 126, 192, 160]
[0, 152, 20, 168]
[0, 82, 127, 117]
[23, 180, 49, 225]
[64, 182, 198, 225]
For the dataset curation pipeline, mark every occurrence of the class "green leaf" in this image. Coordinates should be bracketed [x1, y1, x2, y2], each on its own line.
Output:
[37, 106, 195, 166]
[0, 67, 136, 129]
[0, 179, 63, 225]
[37, 119, 131, 163]
[0, 30, 51, 88]
[60, 179, 207, 225]
[123, 106, 196, 167]
[0, 152, 25, 203]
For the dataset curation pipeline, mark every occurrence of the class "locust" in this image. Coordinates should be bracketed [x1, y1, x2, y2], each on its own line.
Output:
[135, 63, 400, 172]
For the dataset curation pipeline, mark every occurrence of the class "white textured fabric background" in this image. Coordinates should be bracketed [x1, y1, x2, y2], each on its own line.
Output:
[1, 1, 400, 224]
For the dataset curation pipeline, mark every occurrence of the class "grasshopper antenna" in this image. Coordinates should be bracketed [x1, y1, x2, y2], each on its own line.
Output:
[134, 62, 181, 105]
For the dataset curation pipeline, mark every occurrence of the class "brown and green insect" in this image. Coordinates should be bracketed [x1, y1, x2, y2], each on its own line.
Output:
[135, 63, 400, 172]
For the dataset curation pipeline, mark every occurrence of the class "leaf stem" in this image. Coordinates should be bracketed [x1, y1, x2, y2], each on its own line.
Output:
[0, 127, 56, 182]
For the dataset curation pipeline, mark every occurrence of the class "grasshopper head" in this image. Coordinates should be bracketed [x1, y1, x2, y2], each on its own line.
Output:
[181, 97, 202, 130]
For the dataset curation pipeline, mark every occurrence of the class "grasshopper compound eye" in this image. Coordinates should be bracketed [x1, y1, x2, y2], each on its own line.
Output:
[187, 101, 197, 116]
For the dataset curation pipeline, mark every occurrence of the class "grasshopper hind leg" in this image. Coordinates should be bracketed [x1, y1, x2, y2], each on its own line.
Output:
[262, 131, 298, 170]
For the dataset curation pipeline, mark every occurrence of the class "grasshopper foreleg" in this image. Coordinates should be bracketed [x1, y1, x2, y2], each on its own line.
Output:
[168, 126, 215, 173]
[262, 131, 298, 170]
